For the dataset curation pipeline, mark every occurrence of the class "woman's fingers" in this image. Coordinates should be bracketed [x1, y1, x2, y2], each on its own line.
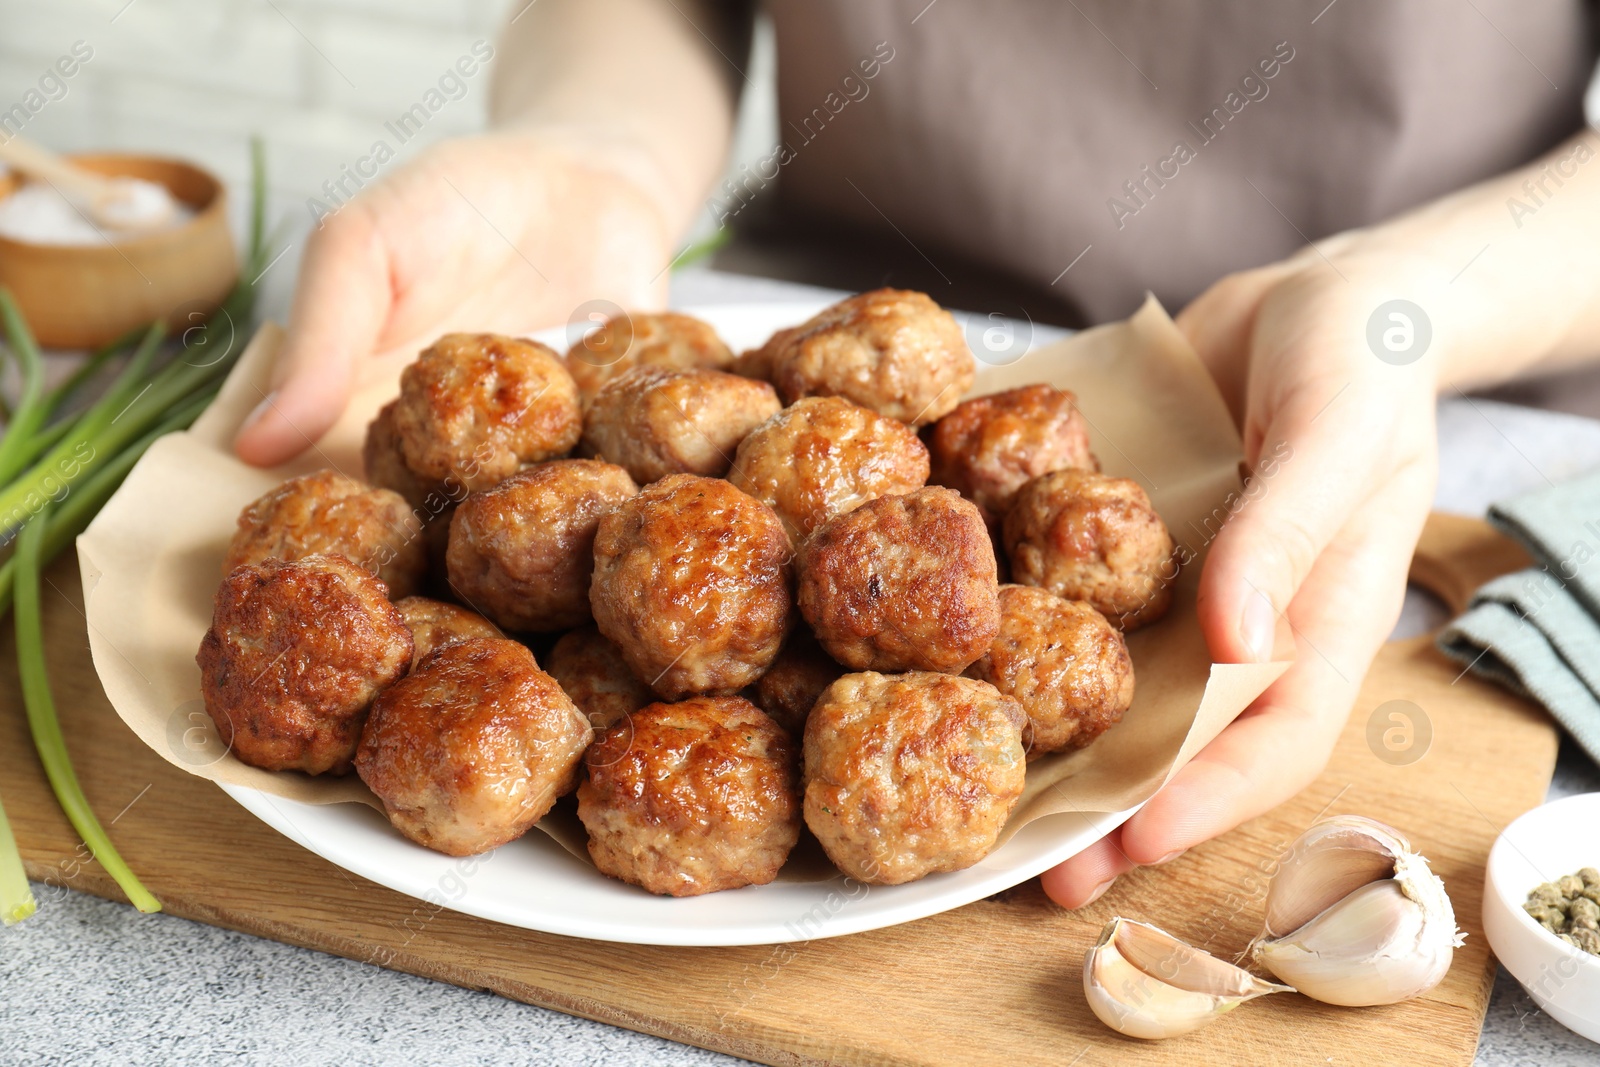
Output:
[1174, 265, 1292, 420]
[1041, 264, 1443, 911]
[1038, 626, 1342, 908]
[1119, 692, 1340, 865]
[233, 207, 392, 466]
[1196, 372, 1409, 666]
[229, 132, 686, 468]
[1041, 690, 1337, 908]
[1118, 477, 1424, 862]
[1197, 270, 1441, 668]
[1039, 831, 1137, 909]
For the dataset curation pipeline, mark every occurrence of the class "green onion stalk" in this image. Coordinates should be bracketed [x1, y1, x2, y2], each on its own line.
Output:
[15, 325, 152, 470]
[14, 512, 162, 912]
[0, 138, 273, 919]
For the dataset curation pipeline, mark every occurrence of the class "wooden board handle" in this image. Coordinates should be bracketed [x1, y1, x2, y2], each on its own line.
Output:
[1409, 512, 1532, 617]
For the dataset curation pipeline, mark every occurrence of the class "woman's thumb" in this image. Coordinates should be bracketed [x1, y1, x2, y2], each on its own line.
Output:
[234, 211, 390, 467]
[1197, 398, 1383, 664]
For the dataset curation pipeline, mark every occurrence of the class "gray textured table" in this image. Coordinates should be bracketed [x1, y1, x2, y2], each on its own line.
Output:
[3, 268, 1598, 1066]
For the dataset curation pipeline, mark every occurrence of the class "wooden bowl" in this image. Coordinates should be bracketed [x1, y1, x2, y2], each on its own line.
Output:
[0, 153, 238, 350]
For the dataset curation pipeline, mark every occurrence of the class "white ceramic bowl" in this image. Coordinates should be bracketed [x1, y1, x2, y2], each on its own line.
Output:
[1482, 792, 1600, 1043]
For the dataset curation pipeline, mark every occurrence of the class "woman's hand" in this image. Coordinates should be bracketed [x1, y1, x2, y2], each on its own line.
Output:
[1041, 127, 1600, 908]
[1041, 247, 1445, 907]
[232, 132, 676, 466]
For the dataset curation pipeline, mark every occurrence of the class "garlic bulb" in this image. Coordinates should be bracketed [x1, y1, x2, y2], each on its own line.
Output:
[1251, 815, 1462, 1006]
[1083, 917, 1291, 1039]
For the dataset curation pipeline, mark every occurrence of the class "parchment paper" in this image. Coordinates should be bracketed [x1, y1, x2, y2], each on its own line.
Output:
[78, 296, 1290, 872]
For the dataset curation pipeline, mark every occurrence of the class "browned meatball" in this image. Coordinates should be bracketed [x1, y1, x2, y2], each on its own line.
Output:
[545, 624, 653, 731]
[565, 310, 734, 405]
[355, 639, 591, 856]
[1004, 469, 1177, 631]
[363, 401, 435, 508]
[421, 507, 456, 599]
[578, 696, 800, 896]
[728, 396, 931, 542]
[753, 629, 845, 737]
[362, 402, 467, 599]
[223, 469, 427, 600]
[927, 385, 1099, 528]
[746, 289, 975, 426]
[729, 340, 781, 382]
[394, 596, 504, 669]
[591, 474, 793, 699]
[581, 366, 780, 484]
[803, 672, 1026, 885]
[446, 459, 638, 632]
[965, 585, 1134, 757]
[364, 402, 473, 581]
[796, 487, 999, 673]
[393, 333, 581, 493]
[196, 554, 413, 775]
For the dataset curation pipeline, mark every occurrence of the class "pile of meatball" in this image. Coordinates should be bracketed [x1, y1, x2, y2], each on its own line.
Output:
[196, 289, 1179, 897]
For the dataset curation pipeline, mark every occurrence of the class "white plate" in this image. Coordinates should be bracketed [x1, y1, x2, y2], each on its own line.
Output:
[218, 301, 1140, 947]
[223, 784, 1137, 946]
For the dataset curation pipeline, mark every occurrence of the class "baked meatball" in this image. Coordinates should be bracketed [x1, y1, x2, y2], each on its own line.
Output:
[355, 638, 592, 856]
[446, 459, 638, 632]
[927, 385, 1099, 528]
[965, 585, 1134, 757]
[196, 554, 413, 775]
[394, 595, 504, 669]
[363, 401, 434, 508]
[591, 474, 793, 699]
[565, 310, 734, 405]
[753, 629, 845, 736]
[581, 366, 780, 484]
[364, 401, 472, 578]
[730, 340, 781, 382]
[796, 487, 999, 673]
[578, 696, 800, 896]
[746, 289, 975, 426]
[545, 625, 653, 731]
[223, 469, 427, 600]
[803, 672, 1026, 885]
[421, 507, 457, 598]
[1004, 469, 1177, 631]
[728, 396, 931, 542]
[392, 333, 582, 493]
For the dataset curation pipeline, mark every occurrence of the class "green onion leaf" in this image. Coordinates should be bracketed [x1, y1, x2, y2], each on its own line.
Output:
[14, 511, 161, 913]
[0, 289, 48, 485]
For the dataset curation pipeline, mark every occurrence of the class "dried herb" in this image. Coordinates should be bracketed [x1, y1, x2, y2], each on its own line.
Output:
[1523, 867, 1600, 955]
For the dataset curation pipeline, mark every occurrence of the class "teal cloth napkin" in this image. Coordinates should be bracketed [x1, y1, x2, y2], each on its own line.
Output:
[1437, 467, 1600, 766]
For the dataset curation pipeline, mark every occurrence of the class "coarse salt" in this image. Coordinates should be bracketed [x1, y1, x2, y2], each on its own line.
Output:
[0, 176, 191, 245]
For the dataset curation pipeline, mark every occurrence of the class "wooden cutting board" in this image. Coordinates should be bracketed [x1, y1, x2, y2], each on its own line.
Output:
[0, 512, 1556, 1066]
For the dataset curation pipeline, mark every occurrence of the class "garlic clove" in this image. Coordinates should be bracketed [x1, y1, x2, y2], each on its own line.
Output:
[1083, 917, 1291, 1040]
[1253, 815, 1463, 1006]
[1262, 815, 1410, 938]
[1253, 879, 1456, 1006]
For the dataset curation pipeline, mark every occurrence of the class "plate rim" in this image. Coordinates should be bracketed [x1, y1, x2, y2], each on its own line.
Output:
[219, 780, 1143, 946]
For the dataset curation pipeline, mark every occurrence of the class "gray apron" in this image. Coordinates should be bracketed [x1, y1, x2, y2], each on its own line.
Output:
[762, 0, 1596, 322]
